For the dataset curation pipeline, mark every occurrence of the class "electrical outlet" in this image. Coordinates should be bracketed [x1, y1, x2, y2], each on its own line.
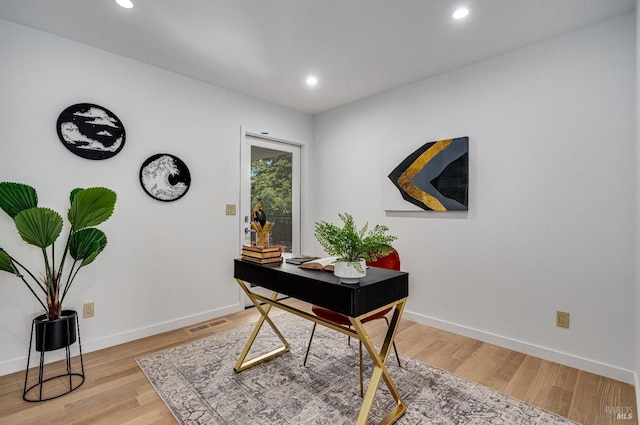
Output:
[83, 302, 95, 318]
[556, 311, 569, 328]
[225, 204, 236, 215]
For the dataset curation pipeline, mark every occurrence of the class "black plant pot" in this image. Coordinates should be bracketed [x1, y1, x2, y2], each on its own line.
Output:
[24, 309, 85, 402]
[33, 310, 78, 352]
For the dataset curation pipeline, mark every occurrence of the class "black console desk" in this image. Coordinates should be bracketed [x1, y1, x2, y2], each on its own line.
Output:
[233, 258, 409, 425]
[234, 259, 408, 317]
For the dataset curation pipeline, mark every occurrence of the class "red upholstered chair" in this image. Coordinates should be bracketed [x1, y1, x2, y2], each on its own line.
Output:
[303, 249, 402, 397]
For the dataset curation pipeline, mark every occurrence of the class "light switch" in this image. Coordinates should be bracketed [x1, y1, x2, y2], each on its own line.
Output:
[225, 204, 237, 215]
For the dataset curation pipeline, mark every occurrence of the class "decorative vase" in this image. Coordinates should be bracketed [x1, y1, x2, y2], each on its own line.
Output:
[34, 310, 78, 352]
[333, 259, 366, 284]
[252, 221, 274, 247]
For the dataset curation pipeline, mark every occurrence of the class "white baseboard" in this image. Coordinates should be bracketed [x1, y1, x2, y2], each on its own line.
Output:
[0, 303, 244, 377]
[3, 304, 635, 388]
[635, 372, 640, 420]
[402, 310, 636, 385]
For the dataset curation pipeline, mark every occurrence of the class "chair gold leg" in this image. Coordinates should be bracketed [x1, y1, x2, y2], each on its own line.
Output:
[359, 341, 363, 398]
[308, 321, 363, 397]
[303, 323, 317, 366]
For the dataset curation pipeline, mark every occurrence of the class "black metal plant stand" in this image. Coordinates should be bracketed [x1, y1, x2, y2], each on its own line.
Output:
[23, 310, 85, 402]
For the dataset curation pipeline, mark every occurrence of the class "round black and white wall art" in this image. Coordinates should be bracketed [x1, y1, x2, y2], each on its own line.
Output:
[139, 153, 191, 202]
[56, 103, 125, 160]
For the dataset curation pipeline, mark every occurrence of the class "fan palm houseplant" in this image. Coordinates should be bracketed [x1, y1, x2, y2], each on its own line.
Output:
[0, 182, 116, 321]
[314, 213, 397, 283]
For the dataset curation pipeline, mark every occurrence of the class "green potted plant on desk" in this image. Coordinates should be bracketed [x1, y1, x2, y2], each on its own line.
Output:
[0, 182, 116, 351]
[314, 212, 396, 284]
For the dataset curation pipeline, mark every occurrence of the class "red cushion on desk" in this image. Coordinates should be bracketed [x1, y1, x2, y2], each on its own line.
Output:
[312, 305, 393, 325]
[311, 305, 352, 325]
[366, 249, 401, 271]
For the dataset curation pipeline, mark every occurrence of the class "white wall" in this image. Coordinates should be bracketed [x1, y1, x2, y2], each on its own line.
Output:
[634, 0, 640, 415]
[0, 18, 313, 375]
[313, 14, 636, 383]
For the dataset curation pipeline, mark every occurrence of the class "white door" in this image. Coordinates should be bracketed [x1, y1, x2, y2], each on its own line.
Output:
[240, 130, 301, 306]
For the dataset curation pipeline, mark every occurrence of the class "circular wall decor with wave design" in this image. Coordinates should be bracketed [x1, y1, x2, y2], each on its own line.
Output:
[139, 153, 191, 202]
[56, 103, 125, 160]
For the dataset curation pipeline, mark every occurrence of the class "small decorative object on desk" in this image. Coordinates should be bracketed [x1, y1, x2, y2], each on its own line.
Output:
[251, 201, 274, 247]
[241, 245, 283, 264]
[314, 213, 397, 283]
[251, 221, 274, 247]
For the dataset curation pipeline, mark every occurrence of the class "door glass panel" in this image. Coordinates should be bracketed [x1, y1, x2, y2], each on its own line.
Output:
[251, 147, 293, 252]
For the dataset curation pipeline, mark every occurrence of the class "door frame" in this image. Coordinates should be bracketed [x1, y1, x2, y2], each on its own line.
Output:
[239, 129, 302, 306]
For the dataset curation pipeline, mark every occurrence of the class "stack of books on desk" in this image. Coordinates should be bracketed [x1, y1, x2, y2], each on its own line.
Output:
[241, 245, 283, 264]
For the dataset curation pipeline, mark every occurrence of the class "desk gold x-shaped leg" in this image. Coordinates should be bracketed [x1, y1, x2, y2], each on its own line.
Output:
[233, 279, 291, 372]
[350, 298, 407, 425]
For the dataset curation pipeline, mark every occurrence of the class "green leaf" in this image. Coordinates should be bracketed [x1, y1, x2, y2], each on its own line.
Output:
[69, 188, 83, 205]
[0, 182, 38, 219]
[68, 187, 116, 230]
[0, 249, 18, 274]
[14, 207, 63, 248]
[69, 228, 107, 267]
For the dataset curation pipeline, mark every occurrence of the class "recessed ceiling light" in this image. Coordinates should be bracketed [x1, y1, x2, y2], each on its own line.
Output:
[452, 7, 469, 20]
[305, 76, 318, 87]
[116, 0, 134, 9]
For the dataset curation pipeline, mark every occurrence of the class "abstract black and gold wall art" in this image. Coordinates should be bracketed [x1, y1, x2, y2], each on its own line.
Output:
[388, 137, 468, 211]
[56, 103, 125, 160]
[139, 153, 191, 202]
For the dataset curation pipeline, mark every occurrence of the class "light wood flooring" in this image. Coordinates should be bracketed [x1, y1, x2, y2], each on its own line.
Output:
[0, 298, 636, 425]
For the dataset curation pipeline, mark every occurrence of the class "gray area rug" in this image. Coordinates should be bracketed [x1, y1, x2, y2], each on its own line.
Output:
[136, 314, 579, 424]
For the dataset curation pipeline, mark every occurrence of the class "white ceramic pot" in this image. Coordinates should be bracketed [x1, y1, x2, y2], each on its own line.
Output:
[333, 259, 366, 284]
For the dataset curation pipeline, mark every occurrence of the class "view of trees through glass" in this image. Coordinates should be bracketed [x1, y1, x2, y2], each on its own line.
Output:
[251, 151, 293, 252]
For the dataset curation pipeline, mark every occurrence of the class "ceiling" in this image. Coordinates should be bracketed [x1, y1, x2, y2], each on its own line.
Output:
[0, 0, 635, 114]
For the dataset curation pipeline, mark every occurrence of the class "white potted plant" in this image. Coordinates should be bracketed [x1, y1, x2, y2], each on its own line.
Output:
[314, 213, 396, 283]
